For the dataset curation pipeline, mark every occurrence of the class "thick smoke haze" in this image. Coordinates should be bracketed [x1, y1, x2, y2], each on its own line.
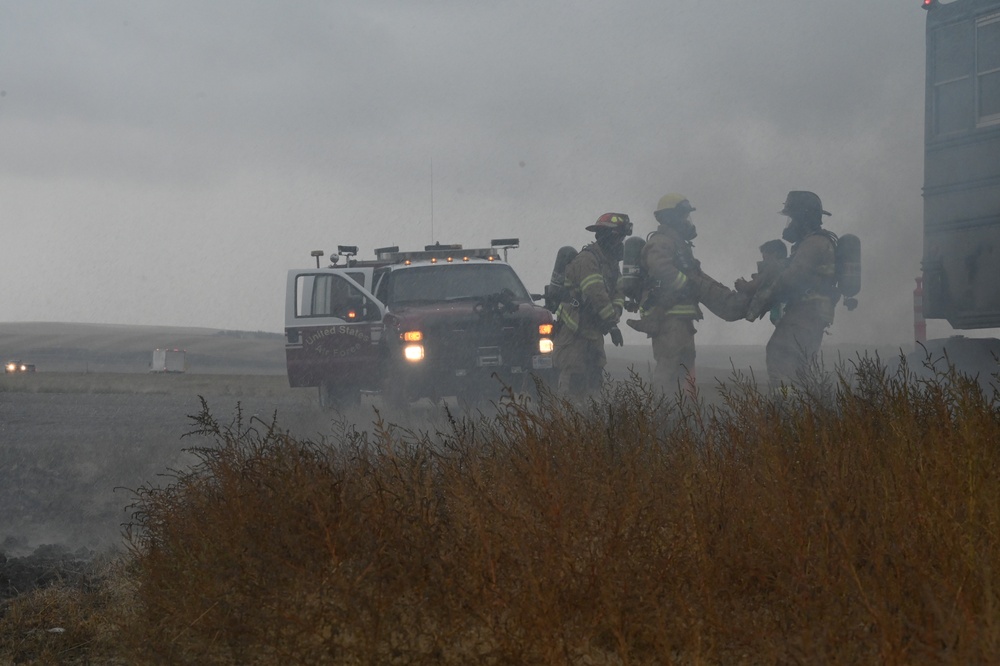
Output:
[0, 2, 982, 347]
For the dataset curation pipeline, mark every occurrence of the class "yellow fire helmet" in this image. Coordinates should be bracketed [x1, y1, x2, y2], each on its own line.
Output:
[655, 194, 695, 215]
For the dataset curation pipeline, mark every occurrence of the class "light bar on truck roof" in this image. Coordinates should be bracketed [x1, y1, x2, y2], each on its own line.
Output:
[384, 246, 501, 264]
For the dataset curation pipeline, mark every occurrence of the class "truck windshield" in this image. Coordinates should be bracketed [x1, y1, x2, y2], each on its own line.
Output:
[386, 263, 532, 307]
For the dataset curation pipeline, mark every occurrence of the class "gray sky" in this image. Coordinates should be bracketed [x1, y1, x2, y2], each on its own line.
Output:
[0, 1, 968, 347]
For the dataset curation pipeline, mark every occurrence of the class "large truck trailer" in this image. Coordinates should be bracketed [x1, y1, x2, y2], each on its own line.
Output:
[921, 0, 1000, 328]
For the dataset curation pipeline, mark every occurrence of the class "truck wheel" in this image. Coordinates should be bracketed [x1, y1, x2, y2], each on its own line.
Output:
[379, 367, 413, 410]
[455, 380, 489, 412]
[318, 381, 359, 411]
[382, 378, 410, 410]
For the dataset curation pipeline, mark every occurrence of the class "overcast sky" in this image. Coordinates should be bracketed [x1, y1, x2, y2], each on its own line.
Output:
[0, 1, 975, 347]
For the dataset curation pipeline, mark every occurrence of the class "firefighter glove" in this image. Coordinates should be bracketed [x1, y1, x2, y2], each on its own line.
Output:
[609, 326, 624, 347]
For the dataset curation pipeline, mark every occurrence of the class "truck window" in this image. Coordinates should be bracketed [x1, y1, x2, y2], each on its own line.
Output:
[373, 268, 391, 304]
[930, 12, 1000, 134]
[932, 21, 974, 134]
[344, 271, 367, 289]
[385, 263, 531, 307]
[978, 14, 1000, 124]
[295, 274, 379, 321]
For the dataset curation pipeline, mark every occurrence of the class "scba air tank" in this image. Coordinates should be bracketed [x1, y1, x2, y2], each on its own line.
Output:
[621, 236, 646, 300]
[836, 233, 861, 299]
[544, 245, 579, 313]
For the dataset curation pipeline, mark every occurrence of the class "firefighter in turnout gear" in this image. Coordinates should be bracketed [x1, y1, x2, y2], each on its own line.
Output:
[553, 213, 631, 398]
[761, 191, 838, 388]
[624, 194, 750, 393]
[625, 194, 705, 393]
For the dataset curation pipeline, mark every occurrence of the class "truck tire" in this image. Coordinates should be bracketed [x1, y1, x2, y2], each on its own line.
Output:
[456, 384, 487, 412]
[381, 376, 410, 410]
[318, 381, 359, 411]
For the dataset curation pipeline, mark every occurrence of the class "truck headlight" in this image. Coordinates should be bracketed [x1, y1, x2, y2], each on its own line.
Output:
[539, 338, 554, 354]
[404, 344, 425, 362]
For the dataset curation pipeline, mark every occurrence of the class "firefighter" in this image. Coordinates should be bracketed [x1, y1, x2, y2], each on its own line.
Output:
[624, 194, 706, 393]
[626, 194, 753, 394]
[762, 191, 838, 388]
[552, 213, 631, 399]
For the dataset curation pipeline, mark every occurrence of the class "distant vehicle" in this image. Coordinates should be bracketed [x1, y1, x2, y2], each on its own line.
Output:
[151, 349, 186, 373]
[284, 240, 556, 409]
[5, 361, 36, 374]
[920, 0, 1000, 329]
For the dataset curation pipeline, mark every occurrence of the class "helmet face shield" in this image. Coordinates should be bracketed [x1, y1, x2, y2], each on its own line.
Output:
[618, 217, 633, 237]
[782, 219, 805, 243]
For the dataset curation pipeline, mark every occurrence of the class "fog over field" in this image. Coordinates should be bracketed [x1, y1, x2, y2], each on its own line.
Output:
[9, 0, 996, 553]
[2, 2, 996, 349]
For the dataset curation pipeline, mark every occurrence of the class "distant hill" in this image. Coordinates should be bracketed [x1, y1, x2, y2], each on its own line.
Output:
[0, 322, 286, 374]
[0, 321, 909, 381]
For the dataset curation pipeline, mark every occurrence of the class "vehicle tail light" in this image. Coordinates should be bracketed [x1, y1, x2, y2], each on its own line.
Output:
[404, 344, 425, 361]
[537, 323, 554, 353]
[403, 330, 422, 342]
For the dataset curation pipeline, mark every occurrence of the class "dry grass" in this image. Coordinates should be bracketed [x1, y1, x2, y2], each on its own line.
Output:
[3, 355, 1000, 664]
[0, 556, 137, 665]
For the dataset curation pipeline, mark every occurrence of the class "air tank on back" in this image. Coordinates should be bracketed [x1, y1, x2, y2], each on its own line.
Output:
[836, 233, 861, 310]
[620, 236, 646, 301]
[544, 245, 579, 313]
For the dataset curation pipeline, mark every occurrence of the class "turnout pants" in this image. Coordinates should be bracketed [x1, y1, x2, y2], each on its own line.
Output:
[651, 317, 696, 395]
[765, 300, 832, 389]
[553, 327, 607, 399]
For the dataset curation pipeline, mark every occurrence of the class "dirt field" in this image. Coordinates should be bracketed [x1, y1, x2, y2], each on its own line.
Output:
[0, 322, 900, 560]
[0, 375, 326, 557]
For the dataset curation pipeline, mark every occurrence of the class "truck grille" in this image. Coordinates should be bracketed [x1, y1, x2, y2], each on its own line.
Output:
[424, 317, 533, 370]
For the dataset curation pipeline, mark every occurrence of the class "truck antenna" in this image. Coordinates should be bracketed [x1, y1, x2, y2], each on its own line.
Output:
[430, 156, 434, 243]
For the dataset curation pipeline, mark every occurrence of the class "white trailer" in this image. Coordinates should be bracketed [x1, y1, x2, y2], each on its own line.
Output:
[151, 348, 186, 373]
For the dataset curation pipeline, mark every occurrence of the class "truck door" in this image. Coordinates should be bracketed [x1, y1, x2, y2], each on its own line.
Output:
[284, 269, 387, 388]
